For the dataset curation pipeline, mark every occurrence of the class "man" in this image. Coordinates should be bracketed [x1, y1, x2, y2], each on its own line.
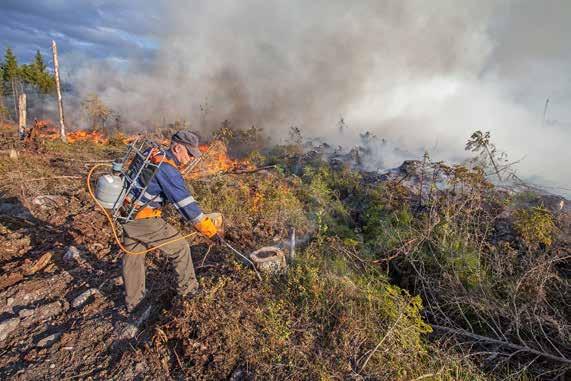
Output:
[121, 130, 221, 314]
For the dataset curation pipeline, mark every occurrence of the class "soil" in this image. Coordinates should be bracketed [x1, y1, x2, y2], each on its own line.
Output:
[0, 146, 257, 380]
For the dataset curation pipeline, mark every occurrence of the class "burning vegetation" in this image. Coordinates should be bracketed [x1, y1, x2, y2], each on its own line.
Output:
[0, 121, 569, 380]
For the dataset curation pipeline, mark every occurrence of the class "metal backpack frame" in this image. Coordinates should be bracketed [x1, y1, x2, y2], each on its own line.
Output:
[111, 138, 165, 223]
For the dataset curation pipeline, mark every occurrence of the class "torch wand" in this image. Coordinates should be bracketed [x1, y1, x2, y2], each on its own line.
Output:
[219, 237, 262, 282]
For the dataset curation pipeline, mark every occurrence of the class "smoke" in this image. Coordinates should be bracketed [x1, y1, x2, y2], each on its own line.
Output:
[65, 0, 571, 194]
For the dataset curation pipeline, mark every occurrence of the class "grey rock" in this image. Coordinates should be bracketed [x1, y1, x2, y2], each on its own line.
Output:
[36, 332, 61, 348]
[32, 195, 65, 209]
[63, 246, 81, 263]
[18, 309, 34, 318]
[0, 317, 21, 341]
[72, 288, 100, 308]
[20, 301, 64, 328]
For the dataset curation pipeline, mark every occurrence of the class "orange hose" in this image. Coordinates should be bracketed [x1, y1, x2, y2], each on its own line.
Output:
[86, 163, 197, 255]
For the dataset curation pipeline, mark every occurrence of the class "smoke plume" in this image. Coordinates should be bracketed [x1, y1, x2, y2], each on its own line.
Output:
[66, 0, 571, 193]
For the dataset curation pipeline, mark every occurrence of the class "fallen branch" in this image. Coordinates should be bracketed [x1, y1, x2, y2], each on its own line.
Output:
[431, 324, 571, 365]
[225, 165, 277, 175]
[190, 165, 278, 179]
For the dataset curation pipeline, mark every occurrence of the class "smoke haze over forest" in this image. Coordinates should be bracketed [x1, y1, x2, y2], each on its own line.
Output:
[1, 0, 571, 192]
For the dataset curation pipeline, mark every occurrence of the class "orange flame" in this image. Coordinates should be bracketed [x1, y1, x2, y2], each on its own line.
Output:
[184, 141, 254, 179]
[28, 120, 254, 177]
[66, 130, 109, 144]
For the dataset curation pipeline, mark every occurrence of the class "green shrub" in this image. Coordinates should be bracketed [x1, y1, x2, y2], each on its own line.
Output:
[514, 206, 556, 247]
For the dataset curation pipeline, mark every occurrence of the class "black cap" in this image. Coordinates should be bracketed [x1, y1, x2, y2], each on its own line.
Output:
[171, 131, 202, 158]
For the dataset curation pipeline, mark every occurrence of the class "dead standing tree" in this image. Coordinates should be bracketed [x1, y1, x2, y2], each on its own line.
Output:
[17, 93, 26, 139]
[51, 40, 67, 143]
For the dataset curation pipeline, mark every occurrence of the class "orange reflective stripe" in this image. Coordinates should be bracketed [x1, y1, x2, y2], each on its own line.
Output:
[194, 217, 217, 238]
[149, 151, 178, 168]
[134, 207, 162, 220]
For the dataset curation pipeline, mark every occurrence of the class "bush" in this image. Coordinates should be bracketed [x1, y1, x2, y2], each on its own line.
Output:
[514, 206, 556, 248]
[142, 239, 482, 380]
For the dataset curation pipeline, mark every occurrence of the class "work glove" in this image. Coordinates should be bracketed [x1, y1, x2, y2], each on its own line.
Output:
[193, 216, 218, 239]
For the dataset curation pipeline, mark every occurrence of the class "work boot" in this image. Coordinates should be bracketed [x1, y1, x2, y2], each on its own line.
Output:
[114, 302, 153, 341]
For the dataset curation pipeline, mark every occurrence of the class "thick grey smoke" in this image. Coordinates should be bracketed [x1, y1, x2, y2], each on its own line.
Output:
[66, 0, 571, 193]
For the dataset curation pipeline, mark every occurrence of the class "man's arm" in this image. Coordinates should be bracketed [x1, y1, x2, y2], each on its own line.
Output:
[156, 165, 218, 237]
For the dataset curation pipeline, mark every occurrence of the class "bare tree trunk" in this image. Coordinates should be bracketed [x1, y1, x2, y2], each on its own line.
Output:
[0, 91, 5, 126]
[18, 93, 26, 139]
[484, 144, 502, 181]
[52, 40, 67, 143]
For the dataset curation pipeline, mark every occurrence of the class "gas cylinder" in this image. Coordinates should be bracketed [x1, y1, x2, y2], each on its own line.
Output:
[95, 174, 125, 209]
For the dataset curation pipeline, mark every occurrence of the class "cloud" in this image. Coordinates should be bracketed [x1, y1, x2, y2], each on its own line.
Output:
[1, 0, 570, 194]
[0, 0, 161, 62]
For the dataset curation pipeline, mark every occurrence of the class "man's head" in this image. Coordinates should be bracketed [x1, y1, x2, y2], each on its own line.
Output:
[170, 131, 202, 166]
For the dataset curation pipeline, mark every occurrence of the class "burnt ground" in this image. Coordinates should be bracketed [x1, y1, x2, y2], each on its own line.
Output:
[0, 145, 257, 380]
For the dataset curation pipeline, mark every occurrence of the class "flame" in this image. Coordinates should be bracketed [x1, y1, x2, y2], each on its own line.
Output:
[28, 120, 108, 144]
[27, 119, 255, 177]
[184, 140, 254, 179]
[66, 130, 109, 144]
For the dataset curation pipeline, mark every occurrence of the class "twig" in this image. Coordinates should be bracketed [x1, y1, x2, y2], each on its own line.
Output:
[359, 311, 404, 372]
[26, 175, 82, 182]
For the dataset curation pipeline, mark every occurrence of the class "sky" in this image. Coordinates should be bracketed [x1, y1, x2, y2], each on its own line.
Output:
[0, 1, 160, 63]
[1, 0, 570, 194]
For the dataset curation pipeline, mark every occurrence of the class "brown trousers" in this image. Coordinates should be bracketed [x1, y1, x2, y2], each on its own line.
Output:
[121, 218, 198, 310]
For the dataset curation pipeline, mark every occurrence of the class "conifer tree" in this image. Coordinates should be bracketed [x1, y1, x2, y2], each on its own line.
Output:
[3, 47, 19, 83]
[3, 47, 19, 116]
[33, 50, 46, 73]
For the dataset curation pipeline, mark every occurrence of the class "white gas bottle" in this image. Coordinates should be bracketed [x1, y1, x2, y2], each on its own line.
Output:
[95, 174, 125, 209]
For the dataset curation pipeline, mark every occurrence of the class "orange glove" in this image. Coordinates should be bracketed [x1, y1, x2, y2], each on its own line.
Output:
[194, 216, 218, 238]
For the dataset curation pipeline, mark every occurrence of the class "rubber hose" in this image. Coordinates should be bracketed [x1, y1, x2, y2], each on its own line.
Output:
[87, 163, 197, 255]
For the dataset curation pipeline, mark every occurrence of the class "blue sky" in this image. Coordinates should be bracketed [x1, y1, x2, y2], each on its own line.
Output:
[0, 0, 161, 63]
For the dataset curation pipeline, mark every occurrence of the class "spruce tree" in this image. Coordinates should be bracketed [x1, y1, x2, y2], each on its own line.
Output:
[3, 47, 19, 83]
[3, 47, 19, 117]
[33, 50, 46, 73]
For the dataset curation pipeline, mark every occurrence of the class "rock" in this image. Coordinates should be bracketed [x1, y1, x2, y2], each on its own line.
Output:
[36, 332, 61, 348]
[31, 195, 65, 209]
[0, 273, 73, 315]
[18, 309, 34, 318]
[229, 366, 251, 381]
[0, 317, 21, 341]
[20, 301, 65, 328]
[64, 246, 81, 263]
[72, 288, 100, 308]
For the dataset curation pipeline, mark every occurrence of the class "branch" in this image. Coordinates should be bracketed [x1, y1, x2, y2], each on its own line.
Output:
[431, 324, 571, 365]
